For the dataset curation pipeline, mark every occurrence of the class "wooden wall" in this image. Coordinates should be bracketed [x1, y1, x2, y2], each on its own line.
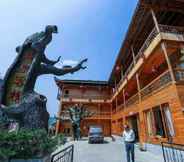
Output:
[111, 83, 184, 144]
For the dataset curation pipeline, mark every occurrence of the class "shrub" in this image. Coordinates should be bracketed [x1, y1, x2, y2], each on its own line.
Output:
[0, 129, 59, 160]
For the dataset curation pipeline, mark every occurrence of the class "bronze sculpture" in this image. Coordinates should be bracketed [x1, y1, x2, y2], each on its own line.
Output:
[0, 25, 87, 130]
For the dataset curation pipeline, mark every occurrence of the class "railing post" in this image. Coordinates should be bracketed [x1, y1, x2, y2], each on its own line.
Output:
[161, 143, 167, 162]
[71, 145, 74, 162]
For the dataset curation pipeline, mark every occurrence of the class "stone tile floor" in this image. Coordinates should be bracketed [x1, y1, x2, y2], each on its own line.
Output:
[54, 137, 164, 162]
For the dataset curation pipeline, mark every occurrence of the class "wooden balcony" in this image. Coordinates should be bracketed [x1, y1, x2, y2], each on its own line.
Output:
[126, 93, 139, 107]
[140, 70, 172, 99]
[136, 24, 184, 61]
[113, 25, 184, 99]
[115, 69, 184, 111]
[86, 112, 111, 119]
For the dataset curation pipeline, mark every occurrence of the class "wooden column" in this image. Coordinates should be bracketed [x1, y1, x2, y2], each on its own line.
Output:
[136, 74, 142, 102]
[161, 42, 176, 83]
[131, 46, 136, 65]
[131, 46, 141, 102]
[115, 97, 118, 112]
[150, 9, 160, 33]
[114, 77, 117, 89]
[151, 8, 175, 83]
[123, 89, 126, 108]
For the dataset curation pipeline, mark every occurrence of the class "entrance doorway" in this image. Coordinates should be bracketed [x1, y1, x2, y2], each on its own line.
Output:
[127, 114, 139, 142]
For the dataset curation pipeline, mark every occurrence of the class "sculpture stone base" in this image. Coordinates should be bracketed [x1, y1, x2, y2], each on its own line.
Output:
[1, 92, 49, 130]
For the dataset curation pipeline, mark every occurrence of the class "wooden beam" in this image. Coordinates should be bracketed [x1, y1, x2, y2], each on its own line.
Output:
[142, 3, 184, 14]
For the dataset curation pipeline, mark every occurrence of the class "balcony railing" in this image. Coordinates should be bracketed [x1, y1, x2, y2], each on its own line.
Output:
[115, 69, 184, 110]
[136, 24, 184, 62]
[135, 27, 158, 62]
[115, 25, 184, 93]
[86, 112, 111, 119]
[159, 24, 184, 35]
[140, 70, 172, 99]
[126, 93, 139, 107]
[62, 94, 110, 101]
[60, 111, 111, 120]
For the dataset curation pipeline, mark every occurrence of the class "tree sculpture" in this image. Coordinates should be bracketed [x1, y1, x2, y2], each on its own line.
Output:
[68, 104, 94, 140]
[0, 25, 87, 130]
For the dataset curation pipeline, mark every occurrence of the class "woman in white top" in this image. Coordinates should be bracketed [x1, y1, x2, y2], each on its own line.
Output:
[122, 124, 135, 162]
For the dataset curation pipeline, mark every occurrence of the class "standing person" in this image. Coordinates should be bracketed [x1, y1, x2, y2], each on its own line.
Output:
[122, 124, 135, 162]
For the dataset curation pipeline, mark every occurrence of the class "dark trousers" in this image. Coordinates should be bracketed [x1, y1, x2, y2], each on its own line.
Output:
[125, 142, 135, 162]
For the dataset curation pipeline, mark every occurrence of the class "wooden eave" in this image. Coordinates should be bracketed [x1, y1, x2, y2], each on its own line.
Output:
[108, 0, 184, 84]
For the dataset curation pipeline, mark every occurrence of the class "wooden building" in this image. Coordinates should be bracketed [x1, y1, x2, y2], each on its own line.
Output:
[55, 0, 184, 145]
[55, 80, 112, 136]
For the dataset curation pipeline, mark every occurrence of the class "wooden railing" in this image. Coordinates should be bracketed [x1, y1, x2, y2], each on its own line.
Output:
[126, 93, 139, 107]
[159, 24, 184, 35]
[115, 69, 184, 110]
[60, 111, 111, 119]
[87, 112, 111, 119]
[140, 70, 172, 99]
[135, 27, 158, 62]
[62, 94, 110, 100]
[116, 103, 125, 112]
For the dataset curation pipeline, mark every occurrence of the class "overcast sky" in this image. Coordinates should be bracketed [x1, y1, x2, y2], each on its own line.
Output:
[0, 0, 137, 116]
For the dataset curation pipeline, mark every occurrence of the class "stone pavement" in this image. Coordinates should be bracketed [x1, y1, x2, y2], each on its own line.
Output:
[72, 137, 164, 162]
[54, 137, 164, 162]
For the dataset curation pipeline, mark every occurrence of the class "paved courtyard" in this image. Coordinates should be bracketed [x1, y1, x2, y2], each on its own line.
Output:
[71, 137, 164, 162]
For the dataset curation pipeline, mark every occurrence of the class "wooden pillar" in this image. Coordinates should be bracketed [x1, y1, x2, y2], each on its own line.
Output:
[161, 42, 176, 83]
[150, 9, 160, 33]
[136, 74, 142, 102]
[151, 8, 175, 83]
[131, 46, 136, 65]
[115, 97, 118, 112]
[131, 46, 141, 102]
[123, 89, 126, 108]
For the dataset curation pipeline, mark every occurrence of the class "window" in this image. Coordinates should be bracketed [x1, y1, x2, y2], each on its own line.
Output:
[145, 103, 175, 138]
[153, 106, 166, 137]
[162, 104, 175, 137]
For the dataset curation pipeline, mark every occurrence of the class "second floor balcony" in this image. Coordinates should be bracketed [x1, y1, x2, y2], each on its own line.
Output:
[113, 68, 184, 112]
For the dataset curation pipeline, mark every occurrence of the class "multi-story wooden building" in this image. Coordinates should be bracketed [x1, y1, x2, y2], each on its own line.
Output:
[56, 0, 184, 145]
[55, 80, 112, 136]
